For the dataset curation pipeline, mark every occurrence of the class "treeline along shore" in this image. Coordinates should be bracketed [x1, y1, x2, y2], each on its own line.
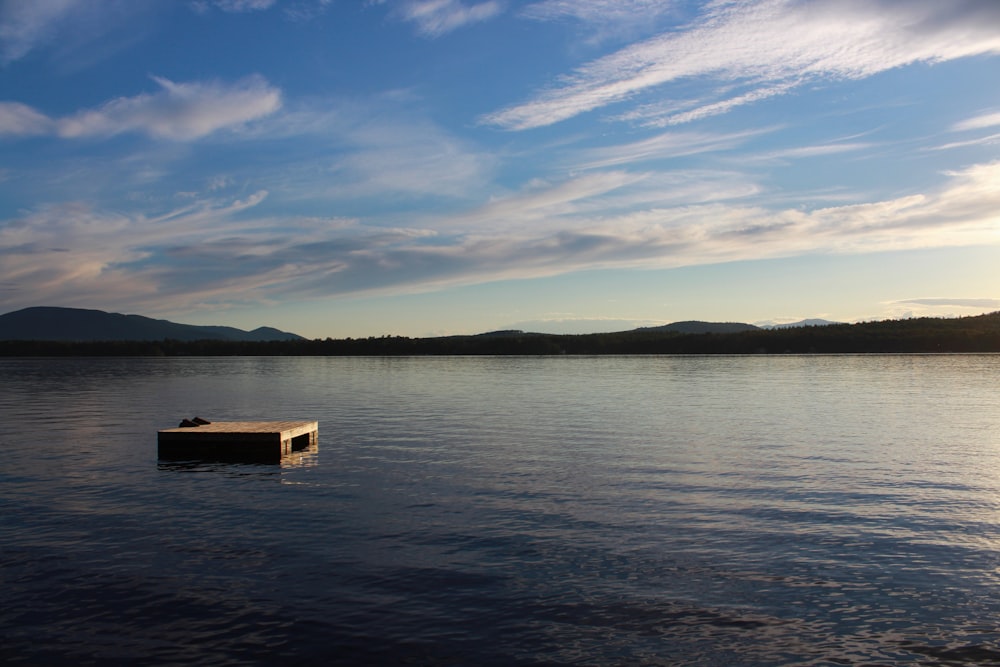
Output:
[2, 312, 999, 356]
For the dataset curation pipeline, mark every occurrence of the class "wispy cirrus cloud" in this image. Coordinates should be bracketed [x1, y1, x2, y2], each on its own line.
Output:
[952, 111, 1000, 132]
[484, 0, 1000, 130]
[0, 0, 152, 66]
[0, 75, 281, 140]
[884, 296, 1000, 319]
[931, 133, 1000, 152]
[738, 140, 875, 166]
[203, 0, 277, 11]
[520, 0, 680, 42]
[930, 109, 1000, 150]
[376, 0, 503, 37]
[241, 95, 496, 200]
[0, 0, 86, 63]
[439, 168, 760, 236]
[180, 159, 1000, 302]
[628, 82, 795, 128]
[440, 170, 648, 232]
[0, 101, 52, 136]
[572, 127, 768, 170]
[2, 91, 494, 215]
[189, 0, 332, 19]
[522, 0, 676, 23]
[328, 114, 495, 199]
[4, 156, 998, 314]
[282, 0, 334, 21]
[894, 298, 1000, 309]
[0, 190, 274, 309]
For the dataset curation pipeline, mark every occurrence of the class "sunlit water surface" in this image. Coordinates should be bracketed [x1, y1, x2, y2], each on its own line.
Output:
[2, 355, 1000, 665]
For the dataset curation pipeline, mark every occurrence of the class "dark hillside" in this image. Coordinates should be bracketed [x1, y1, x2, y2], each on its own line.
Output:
[633, 321, 760, 334]
[2, 310, 998, 355]
[0, 306, 303, 342]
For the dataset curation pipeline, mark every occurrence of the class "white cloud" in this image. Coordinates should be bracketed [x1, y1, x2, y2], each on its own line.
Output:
[0, 101, 54, 136]
[522, 0, 677, 24]
[573, 127, 767, 170]
[246, 98, 496, 200]
[895, 298, 1000, 309]
[283, 0, 334, 21]
[4, 160, 998, 315]
[485, 0, 1000, 130]
[952, 111, 1000, 132]
[0, 75, 281, 141]
[520, 0, 680, 42]
[743, 141, 874, 163]
[883, 296, 1000, 319]
[0, 0, 81, 63]
[0, 191, 275, 311]
[211, 0, 276, 10]
[291, 159, 1000, 294]
[634, 82, 795, 127]
[444, 170, 647, 231]
[440, 168, 760, 236]
[58, 75, 282, 140]
[309, 160, 999, 296]
[331, 117, 493, 197]
[385, 0, 503, 37]
[190, 0, 339, 17]
[933, 133, 1000, 151]
[189, 0, 332, 19]
[0, 0, 151, 66]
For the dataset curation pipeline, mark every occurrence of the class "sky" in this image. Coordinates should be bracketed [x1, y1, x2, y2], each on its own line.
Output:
[1, 0, 999, 338]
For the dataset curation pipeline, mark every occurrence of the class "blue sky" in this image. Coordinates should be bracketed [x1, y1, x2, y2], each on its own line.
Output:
[1, 0, 998, 338]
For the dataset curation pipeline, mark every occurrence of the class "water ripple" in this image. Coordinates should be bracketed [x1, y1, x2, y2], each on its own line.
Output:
[3, 355, 1000, 665]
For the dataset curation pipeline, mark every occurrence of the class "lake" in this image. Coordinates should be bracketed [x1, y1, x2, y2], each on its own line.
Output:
[2, 354, 1000, 665]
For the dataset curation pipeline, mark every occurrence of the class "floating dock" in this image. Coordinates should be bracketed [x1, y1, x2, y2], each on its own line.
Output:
[158, 420, 318, 462]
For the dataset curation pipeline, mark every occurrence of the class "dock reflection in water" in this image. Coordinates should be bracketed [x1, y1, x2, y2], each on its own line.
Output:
[157, 440, 319, 474]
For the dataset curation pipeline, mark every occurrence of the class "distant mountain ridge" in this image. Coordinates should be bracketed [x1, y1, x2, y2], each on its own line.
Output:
[0, 307, 304, 342]
[633, 321, 761, 334]
[758, 318, 841, 329]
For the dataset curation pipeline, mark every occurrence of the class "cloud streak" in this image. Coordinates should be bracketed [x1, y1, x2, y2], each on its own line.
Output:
[484, 0, 1000, 130]
[0, 0, 153, 66]
[0, 191, 277, 311]
[3, 158, 998, 315]
[952, 111, 1000, 132]
[0, 101, 52, 136]
[895, 298, 1000, 309]
[572, 127, 768, 170]
[520, 0, 680, 42]
[207, 0, 277, 11]
[239, 96, 497, 200]
[522, 0, 677, 24]
[0, 0, 85, 63]
[0, 75, 281, 141]
[190, 0, 333, 20]
[379, 0, 503, 37]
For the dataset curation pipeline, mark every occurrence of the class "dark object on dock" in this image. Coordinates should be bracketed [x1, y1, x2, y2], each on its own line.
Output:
[158, 420, 318, 463]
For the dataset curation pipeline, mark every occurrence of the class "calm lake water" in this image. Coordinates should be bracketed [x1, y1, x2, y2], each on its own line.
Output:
[2, 354, 1000, 665]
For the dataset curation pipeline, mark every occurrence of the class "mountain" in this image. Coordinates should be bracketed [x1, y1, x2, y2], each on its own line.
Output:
[0, 307, 304, 342]
[759, 319, 842, 329]
[473, 329, 530, 337]
[633, 320, 760, 334]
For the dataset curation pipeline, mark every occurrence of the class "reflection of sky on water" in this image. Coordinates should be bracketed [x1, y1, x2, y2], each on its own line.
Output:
[4, 355, 1000, 665]
[281, 444, 319, 471]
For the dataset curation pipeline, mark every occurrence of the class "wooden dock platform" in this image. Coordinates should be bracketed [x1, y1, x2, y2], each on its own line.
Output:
[158, 420, 318, 462]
